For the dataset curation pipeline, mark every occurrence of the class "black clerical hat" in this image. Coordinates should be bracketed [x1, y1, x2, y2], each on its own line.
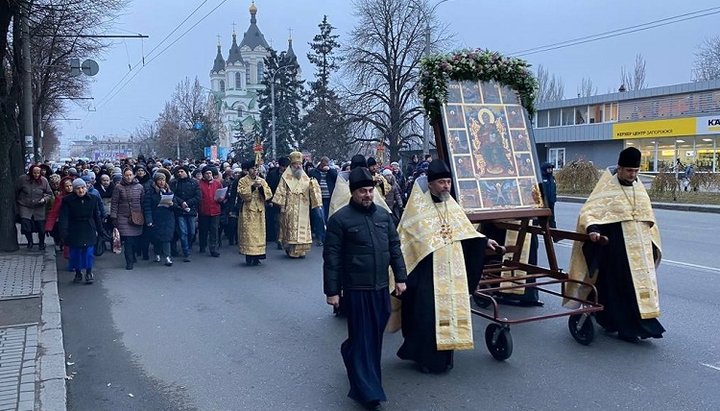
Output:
[278, 157, 290, 167]
[618, 147, 641, 168]
[367, 157, 377, 167]
[349, 167, 376, 192]
[350, 154, 367, 170]
[427, 160, 452, 182]
[241, 160, 255, 170]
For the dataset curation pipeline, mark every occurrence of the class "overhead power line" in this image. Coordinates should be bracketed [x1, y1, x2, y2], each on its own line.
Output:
[510, 6, 720, 57]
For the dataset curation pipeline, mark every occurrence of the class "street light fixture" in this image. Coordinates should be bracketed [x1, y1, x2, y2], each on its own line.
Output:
[410, 0, 451, 156]
[270, 64, 295, 160]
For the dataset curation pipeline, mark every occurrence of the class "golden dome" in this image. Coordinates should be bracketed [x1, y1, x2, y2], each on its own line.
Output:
[249, 1, 257, 14]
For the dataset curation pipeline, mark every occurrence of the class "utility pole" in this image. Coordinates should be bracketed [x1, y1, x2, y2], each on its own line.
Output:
[422, 24, 431, 156]
[21, 10, 35, 166]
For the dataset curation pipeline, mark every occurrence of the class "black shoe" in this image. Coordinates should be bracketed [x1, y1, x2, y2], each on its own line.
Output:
[210, 252, 220, 257]
[164, 257, 173, 267]
[85, 271, 94, 284]
[125, 263, 134, 270]
[363, 400, 382, 411]
[26, 243, 33, 250]
[183, 256, 191, 262]
[38, 243, 46, 251]
[618, 333, 639, 343]
[73, 271, 83, 283]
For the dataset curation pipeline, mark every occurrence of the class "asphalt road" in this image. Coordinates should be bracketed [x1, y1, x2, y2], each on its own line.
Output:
[59, 204, 720, 410]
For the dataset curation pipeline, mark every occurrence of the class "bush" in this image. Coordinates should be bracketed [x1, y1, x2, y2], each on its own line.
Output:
[555, 161, 601, 194]
[650, 169, 678, 195]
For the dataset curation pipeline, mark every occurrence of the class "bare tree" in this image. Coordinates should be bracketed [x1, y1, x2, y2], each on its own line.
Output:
[536, 65, 565, 102]
[693, 36, 720, 81]
[342, 0, 450, 161]
[577, 77, 597, 98]
[621, 53, 647, 91]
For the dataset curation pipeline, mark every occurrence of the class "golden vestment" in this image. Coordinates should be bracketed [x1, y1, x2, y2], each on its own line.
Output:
[564, 170, 662, 319]
[237, 175, 272, 256]
[271, 169, 322, 257]
[328, 172, 390, 218]
[398, 177, 483, 350]
[374, 173, 392, 199]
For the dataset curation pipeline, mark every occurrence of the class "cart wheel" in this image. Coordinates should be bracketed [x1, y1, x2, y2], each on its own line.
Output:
[568, 313, 595, 345]
[473, 293, 491, 309]
[485, 324, 513, 361]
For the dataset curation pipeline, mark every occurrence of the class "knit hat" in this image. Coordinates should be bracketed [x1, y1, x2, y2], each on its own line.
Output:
[153, 168, 171, 182]
[366, 157, 377, 167]
[202, 165, 218, 176]
[349, 167, 376, 192]
[81, 171, 96, 182]
[381, 169, 393, 177]
[350, 154, 367, 170]
[72, 178, 86, 189]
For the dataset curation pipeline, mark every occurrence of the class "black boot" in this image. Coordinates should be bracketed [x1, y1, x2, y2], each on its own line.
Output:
[73, 270, 83, 283]
[85, 270, 94, 284]
[26, 234, 33, 249]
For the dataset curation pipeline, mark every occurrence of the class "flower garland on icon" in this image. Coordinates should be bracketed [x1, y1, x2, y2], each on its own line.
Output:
[419, 49, 538, 119]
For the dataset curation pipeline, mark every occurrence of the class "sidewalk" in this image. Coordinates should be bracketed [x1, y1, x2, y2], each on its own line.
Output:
[0, 244, 67, 411]
[558, 195, 720, 214]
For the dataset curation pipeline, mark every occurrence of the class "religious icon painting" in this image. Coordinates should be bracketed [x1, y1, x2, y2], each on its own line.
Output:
[458, 180, 482, 209]
[500, 85, 520, 105]
[460, 81, 482, 104]
[480, 80, 502, 104]
[453, 155, 476, 179]
[444, 105, 466, 129]
[515, 153, 534, 177]
[505, 105, 526, 129]
[447, 82, 463, 104]
[448, 130, 470, 154]
[510, 129, 531, 152]
[465, 105, 516, 177]
[479, 179, 521, 208]
[517, 178, 542, 207]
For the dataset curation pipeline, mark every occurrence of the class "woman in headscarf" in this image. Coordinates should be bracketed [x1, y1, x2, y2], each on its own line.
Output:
[111, 167, 145, 270]
[59, 178, 105, 284]
[45, 177, 74, 251]
[15, 164, 54, 250]
[143, 169, 177, 266]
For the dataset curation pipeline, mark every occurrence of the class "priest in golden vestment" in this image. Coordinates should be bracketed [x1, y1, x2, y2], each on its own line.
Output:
[367, 157, 392, 199]
[329, 154, 390, 218]
[272, 151, 322, 258]
[237, 161, 272, 266]
[565, 147, 664, 342]
[397, 160, 500, 373]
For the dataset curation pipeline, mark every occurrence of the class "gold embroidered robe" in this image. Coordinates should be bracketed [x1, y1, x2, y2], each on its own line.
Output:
[328, 171, 390, 218]
[564, 170, 663, 319]
[237, 175, 272, 256]
[398, 177, 483, 350]
[271, 169, 322, 257]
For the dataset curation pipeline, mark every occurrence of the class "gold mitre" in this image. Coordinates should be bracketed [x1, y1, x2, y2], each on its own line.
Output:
[289, 151, 303, 165]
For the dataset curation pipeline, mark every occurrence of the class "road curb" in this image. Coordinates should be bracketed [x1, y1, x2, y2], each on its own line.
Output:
[37, 248, 67, 411]
[558, 196, 720, 214]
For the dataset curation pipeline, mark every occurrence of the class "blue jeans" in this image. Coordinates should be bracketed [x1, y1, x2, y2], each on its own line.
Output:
[177, 214, 196, 256]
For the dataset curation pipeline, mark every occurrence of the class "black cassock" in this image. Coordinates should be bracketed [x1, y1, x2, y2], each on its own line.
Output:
[397, 237, 486, 373]
[342, 289, 390, 403]
[584, 222, 665, 339]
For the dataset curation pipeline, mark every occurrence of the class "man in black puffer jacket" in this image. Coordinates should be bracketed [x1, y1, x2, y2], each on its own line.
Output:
[171, 165, 201, 262]
[323, 167, 407, 411]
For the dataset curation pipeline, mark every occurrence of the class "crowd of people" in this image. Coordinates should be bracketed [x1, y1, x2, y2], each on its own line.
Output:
[15, 147, 664, 410]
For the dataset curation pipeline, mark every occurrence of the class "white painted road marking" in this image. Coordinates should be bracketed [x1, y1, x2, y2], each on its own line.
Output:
[547, 241, 720, 274]
[700, 363, 720, 372]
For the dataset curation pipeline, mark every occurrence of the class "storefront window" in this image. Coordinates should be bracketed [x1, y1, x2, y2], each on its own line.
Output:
[604, 103, 618, 122]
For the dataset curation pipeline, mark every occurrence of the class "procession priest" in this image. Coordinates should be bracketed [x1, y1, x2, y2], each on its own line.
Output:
[328, 154, 390, 218]
[565, 147, 664, 342]
[397, 160, 500, 373]
[272, 151, 322, 258]
[237, 161, 272, 266]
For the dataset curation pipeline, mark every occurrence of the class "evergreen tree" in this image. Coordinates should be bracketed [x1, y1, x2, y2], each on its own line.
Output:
[257, 48, 305, 159]
[303, 15, 349, 160]
[189, 113, 218, 159]
[230, 124, 252, 163]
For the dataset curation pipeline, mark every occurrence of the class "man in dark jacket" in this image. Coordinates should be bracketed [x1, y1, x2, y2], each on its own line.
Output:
[265, 157, 288, 247]
[308, 156, 338, 245]
[540, 162, 557, 228]
[323, 167, 407, 411]
[171, 166, 201, 262]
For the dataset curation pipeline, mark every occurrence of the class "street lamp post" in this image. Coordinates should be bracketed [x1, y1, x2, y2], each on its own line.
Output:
[412, 0, 450, 156]
[270, 64, 295, 160]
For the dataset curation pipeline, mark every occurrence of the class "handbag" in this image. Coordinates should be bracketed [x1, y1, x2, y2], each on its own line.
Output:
[112, 227, 122, 254]
[126, 187, 144, 226]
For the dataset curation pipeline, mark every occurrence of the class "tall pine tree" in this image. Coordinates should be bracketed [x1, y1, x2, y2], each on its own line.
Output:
[303, 15, 349, 161]
[257, 47, 305, 159]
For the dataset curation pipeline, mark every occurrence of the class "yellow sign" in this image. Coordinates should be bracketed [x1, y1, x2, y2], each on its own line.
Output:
[612, 118, 696, 139]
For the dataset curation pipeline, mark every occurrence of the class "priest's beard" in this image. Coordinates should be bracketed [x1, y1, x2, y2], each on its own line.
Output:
[438, 192, 451, 202]
[292, 168, 302, 178]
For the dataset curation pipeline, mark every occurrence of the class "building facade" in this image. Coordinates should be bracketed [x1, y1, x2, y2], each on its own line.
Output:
[533, 79, 720, 172]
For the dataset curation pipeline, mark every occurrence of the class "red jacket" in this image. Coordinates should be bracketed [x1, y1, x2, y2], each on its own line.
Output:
[198, 179, 223, 217]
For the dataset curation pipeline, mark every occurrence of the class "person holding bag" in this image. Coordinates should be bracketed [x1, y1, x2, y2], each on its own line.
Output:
[111, 167, 145, 270]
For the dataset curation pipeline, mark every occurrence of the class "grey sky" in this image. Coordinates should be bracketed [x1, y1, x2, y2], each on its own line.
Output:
[59, 0, 720, 146]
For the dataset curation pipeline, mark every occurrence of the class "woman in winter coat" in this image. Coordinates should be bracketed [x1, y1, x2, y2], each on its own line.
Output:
[143, 169, 178, 266]
[45, 177, 74, 251]
[59, 178, 105, 284]
[111, 167, 145, 270]
[15, 164, 54, 250]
